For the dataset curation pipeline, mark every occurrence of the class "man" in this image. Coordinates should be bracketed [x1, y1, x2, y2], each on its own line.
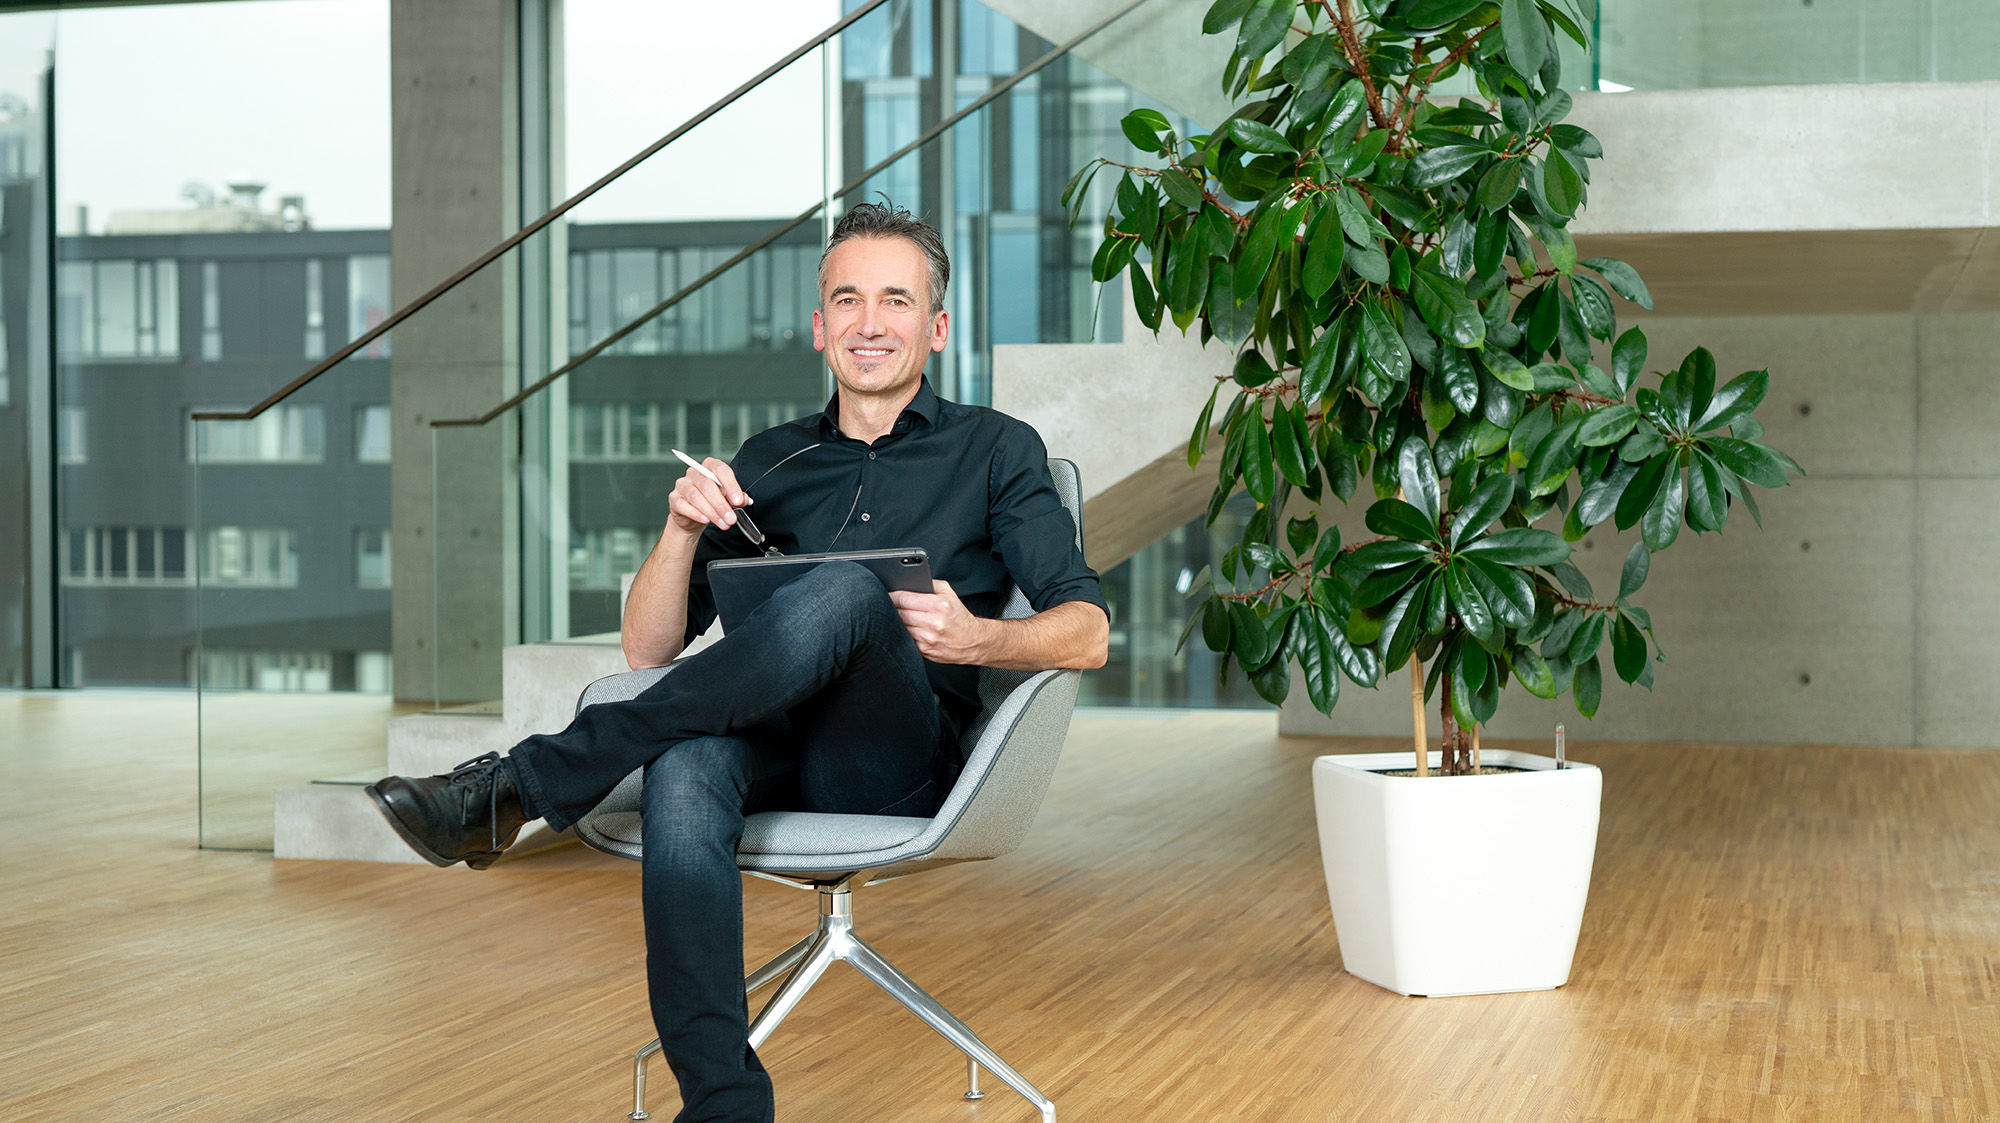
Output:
[366, 201, 1109, 1123]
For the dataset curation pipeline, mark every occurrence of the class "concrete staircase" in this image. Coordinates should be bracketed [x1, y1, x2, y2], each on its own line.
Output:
[273, 634, 681, 863]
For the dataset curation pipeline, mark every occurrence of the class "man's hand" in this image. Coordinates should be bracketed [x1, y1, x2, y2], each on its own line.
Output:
[667, 456, 750, 543]
[890, 580, 991, 665]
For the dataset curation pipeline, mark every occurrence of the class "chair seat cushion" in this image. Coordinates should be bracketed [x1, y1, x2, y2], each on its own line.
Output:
[586, 809, 931, 857]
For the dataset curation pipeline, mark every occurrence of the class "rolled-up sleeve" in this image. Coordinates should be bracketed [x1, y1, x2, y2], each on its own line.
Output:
[987, 424, 1110, 620]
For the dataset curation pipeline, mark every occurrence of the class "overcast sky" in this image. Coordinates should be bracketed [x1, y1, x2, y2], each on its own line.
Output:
[0, 0, 837, 233]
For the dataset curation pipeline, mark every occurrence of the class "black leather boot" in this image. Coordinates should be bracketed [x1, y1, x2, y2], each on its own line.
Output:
[365, 752, 532, 869]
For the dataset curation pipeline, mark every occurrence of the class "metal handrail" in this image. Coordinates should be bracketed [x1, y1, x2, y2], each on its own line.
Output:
[432, 0, 1146, 429]
[190, 0, 890, 423]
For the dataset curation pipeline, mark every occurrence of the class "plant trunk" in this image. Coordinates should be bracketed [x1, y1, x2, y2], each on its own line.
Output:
[1439, 675, 1473, 775]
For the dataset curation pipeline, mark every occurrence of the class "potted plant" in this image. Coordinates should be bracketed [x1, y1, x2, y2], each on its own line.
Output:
[1067, 0, 1799, 994]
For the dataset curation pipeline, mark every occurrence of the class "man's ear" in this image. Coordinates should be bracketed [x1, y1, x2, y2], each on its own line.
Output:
[929, 309, 950, 353]
[811, 308, 827, 352]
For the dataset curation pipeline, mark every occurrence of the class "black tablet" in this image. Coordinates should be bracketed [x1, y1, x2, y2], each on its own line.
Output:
[708, 548, 933, 631]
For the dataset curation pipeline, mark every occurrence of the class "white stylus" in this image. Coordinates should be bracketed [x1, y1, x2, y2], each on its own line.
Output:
[672, 449, 776, 554]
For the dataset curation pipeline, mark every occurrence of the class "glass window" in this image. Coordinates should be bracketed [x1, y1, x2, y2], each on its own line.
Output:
[60, 526, 193, 585]
[347, 253, 390, 357]
[355, 404, 391, 463]
[568, 527, 652, 590]
[304, 258, 326, 359]
[188, 404, 325, 463]
[201, 527, 299, 588]
[57, 407, 86, 464]
[200, 260, 221, 360]
[355, 528, 390, 589]
[56, 258, 180, 359]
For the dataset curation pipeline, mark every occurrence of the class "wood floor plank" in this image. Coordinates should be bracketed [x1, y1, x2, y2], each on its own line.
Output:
[3, 693, 1998, 1120]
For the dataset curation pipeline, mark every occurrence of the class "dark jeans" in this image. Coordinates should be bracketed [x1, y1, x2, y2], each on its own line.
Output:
[508, 562, 951, 1123]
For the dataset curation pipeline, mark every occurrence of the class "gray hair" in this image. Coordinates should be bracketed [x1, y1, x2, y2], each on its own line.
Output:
[818, 200, 951, 317]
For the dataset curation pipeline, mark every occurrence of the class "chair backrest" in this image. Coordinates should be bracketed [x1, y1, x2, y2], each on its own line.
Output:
[914, 456, 1084, 866]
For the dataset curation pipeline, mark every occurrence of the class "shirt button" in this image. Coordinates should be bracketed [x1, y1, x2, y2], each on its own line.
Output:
[867, 451, 876, 460]
[860, 513, 871, 522]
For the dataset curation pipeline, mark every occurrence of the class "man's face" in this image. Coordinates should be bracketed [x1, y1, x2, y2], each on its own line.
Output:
[812, 235, 949, 404]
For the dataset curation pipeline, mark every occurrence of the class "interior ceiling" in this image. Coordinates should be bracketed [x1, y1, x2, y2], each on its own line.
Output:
[1576, 228, 2000, 318]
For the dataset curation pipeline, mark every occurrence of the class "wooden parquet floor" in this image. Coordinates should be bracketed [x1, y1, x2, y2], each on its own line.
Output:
[1, 693, 1996, 1121]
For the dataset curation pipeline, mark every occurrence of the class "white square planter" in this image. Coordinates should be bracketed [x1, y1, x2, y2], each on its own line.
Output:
[1312, 750, 1602, 997]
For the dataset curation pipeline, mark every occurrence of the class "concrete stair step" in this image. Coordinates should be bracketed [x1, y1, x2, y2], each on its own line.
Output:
[275, 779, 576, 865]
[275, 630, 709, 864]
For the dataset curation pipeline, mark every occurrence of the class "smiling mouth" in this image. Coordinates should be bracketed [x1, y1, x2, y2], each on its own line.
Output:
[850, 348, 893, 358]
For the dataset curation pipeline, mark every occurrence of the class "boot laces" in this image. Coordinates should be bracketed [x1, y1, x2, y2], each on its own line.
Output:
[446, 752, 505, 852]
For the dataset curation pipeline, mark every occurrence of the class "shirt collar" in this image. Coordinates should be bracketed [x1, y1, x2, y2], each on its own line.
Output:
[818, 377, 941, 441]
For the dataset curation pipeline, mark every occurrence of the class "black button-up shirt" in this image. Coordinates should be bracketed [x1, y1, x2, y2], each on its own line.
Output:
[683, 378, 1107, 743]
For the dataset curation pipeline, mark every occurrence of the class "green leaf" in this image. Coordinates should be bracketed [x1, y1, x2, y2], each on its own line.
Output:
[1687, 452, 1728, 531]
[1202, 0, 1258, 35]
[1161, 168, 1207, 210]
[1612, 612, 1648, 684]
[1314, 527, 1343, 572]
[1242, 412, 1276, 504]
[1461, 526, 1570, 566]
[1439, 347, 1480, 414]
[1476, 159, 1523, 213]
[1542, 149, 1582, 217]
[1408, 145, 1489, 189]
[1280, 33, 1341, 92]
[1484, 349, 1537, 392]
[1348, 538, 1432, 572]
[1121, 108, 1172, 152]
[1401, 0, 1485, 27]
[1294, 604, 1341, 713]
[1463, 555, 1537, 626]
[1450, 474, 1514, 549]
[1706, 437, 1796, 488]
[1641, 458, 1686, 549]
[1567, 612, 1606, 664]
[1512, 648, 1558, 698]
[1611, 327, 1647, 394]
[1237, 0, 1293, 58]
[1335, 186, 1389, 246]
[1500, 0, 1550, 82]
[1366, 497, 1438, 542]
[1570, 274, 1616, 340]
[1230, 600, 1276, 666]
[1582, 256, 1654, 310]
[1302, 203, 1346, 298]
[1410, 269, 1486, 348]
[1617, 541, 1650, 602]
[1248, 651, 1292, 704]
[1398, 440, 1440, 526]
[1695, 368, 1770, 432]
[1348, 242, 1391, 285]
[1361, 302, 1411, 388]
[1576, 458, 1638, 527]
[1680, 347, 1718, 430]
[1574, 653, 1602, 717]
[1549, 123, 1602, 158]
[1382, 577, 1432, 671]
[1614, 453, 1671, 530]
[1188, 384, 1221, 469]
[1201, 596, 1230, 650]
[1327, 620, 1380, 686]
[1235, 201, 1288, 300]
[1577, 403, 1641, 447]
[1273, 403, 1310, 486]
[1227, 116, 1297, 155]
[1447, 562, 1502, 652]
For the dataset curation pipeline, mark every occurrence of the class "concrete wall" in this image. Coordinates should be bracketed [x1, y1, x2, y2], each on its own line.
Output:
[389, 0, 521, 702]
[1277, 311, 2000, 749]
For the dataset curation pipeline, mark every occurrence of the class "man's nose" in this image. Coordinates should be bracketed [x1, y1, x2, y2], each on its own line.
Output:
[854, 301, 887, 335]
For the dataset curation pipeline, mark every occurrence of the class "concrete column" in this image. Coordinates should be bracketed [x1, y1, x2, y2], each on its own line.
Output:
[389, 0, 520, 703]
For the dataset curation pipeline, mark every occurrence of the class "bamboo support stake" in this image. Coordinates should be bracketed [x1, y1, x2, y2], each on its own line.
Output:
[1472, 726, 1481, 774]
[1409, 656, 1428, 777]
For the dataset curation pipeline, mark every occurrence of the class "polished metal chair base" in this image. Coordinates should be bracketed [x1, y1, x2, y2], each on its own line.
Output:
[627, 872, 1055, 1122]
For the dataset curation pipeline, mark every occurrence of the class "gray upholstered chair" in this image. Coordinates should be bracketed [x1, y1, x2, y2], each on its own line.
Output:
[574, 458, 1086, 1123]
